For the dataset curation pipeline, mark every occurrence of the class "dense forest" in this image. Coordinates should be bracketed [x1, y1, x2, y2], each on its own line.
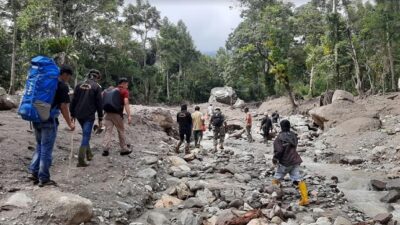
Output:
[0, 0, 399, 105]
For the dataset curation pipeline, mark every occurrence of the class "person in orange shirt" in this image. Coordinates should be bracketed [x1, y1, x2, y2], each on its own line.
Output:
[244, 107, 253, 143]
[191, 106, 204, 148]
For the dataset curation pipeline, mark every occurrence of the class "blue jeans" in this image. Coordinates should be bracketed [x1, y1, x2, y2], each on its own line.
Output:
[78, 119, 94, 147]
[29, 120, 58, 182]
[274, 164, 302, 182]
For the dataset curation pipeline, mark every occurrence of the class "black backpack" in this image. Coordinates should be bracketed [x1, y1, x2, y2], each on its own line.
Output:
[103, 88, 123, 113]
[212, 113, 224, 127]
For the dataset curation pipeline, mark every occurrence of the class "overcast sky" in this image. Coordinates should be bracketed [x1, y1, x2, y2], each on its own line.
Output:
[129, 0, 310, 53]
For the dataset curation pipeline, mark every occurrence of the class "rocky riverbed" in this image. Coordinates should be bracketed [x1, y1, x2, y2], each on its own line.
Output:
[1, 91, 400, 225]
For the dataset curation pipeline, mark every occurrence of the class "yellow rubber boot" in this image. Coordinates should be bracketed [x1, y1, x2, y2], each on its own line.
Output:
[298, 180, 310, 206]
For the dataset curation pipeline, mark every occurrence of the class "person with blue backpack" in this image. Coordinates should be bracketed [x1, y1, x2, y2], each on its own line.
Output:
[19, 56, 75, 187]
[70, 69, 103, 167]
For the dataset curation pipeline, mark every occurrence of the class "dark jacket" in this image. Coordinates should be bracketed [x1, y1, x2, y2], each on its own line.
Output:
[70, 79, 103, 121]
[273, 131, 302, 166]
[177, 110, 192, 130]
[261, 117, 273, 133]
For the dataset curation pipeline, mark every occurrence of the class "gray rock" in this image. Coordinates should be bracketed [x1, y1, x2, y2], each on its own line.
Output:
[220, 188, 243, 203]
[215, 209, 238, 225]
[333, 216, 352, 225]
[234, 173, 252, 183]
[380, 190, 400, 203]
[228, 199, 244, 209]
[36, 189, 93, 225]
[371, 179, 387, 191]
[187, 180, 207, 192]
[147, 212, 170, 225]
[137, 168, 157, 179]
[176, 183, 194, 200]
[373, 213, 393, 224]
[143, 156, 158, 165]
[332, 90, 354, 103]
[195, 188, 215, 204]
[386, 179, 400, 190]
[208, 86, 237, 105]
[2, 192, 32, 208]
[178, 209, 203, 225]
[271, 216, 283, 224]
[183, 198, 205, 208]
[217, 201, 228, 209]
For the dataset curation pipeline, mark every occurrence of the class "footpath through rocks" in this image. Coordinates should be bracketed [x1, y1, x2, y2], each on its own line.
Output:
[1, 91, 400, 225]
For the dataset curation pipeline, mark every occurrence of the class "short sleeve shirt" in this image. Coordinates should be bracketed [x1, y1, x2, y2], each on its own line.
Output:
[52, 81, 70, 109]
[118, 86, 129, 104]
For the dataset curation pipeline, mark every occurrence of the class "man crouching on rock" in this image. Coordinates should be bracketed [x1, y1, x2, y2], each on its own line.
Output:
[272, 119, 309, 206]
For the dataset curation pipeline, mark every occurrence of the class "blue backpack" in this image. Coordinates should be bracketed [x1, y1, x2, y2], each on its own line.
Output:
[18, 56, 60, 122]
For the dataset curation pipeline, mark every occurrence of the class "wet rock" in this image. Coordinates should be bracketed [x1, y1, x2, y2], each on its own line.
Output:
[228, 199, 244, 209]
[36, 189, 93, 225]
[154, 195, 182, 208]
[137, 168, 157, 179]
[178, 209, 203, 225]
[371, 180, 387, 191]
[332, 90, 354, 103]
[333, 216, 352, 225]
[176, 183, 194, 200]
[147, 212, 170, 225]
[2, 192, 32, 209]
[380, 190, 400, 203]
[373, 213, 393, 224]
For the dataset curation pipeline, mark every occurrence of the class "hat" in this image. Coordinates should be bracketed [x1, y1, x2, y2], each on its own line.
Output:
[264, 112, 268, 116]
[118, 77, 129, 84]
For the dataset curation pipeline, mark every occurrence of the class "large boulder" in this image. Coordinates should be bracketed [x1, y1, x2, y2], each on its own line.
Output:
[0, 87, 18, 110]
[319, 90, 334, 106]
[332, 90, 354, 103]
[36, 189, 93, 225]
[209, 87, 237, 105]
[133, 106, 177, 136]
[309, 100, 374, 130]
[233, 98, 245, 108]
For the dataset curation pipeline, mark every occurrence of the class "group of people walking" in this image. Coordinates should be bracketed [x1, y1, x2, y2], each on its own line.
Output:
[175, 105, 309, 206]
[28, 66, 132, 187]
[26, 63, 309, 206]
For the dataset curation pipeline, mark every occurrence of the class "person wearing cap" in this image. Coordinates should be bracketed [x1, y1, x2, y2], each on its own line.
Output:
[244, 107, 253, 143]
[260, 113, 273, 145]
[29, 65, 75, 187]
[70, 69, 103, 167]
[102, 77, 132, 156]
[272, 119, 309, 206]
[209, 107, 227, 151]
